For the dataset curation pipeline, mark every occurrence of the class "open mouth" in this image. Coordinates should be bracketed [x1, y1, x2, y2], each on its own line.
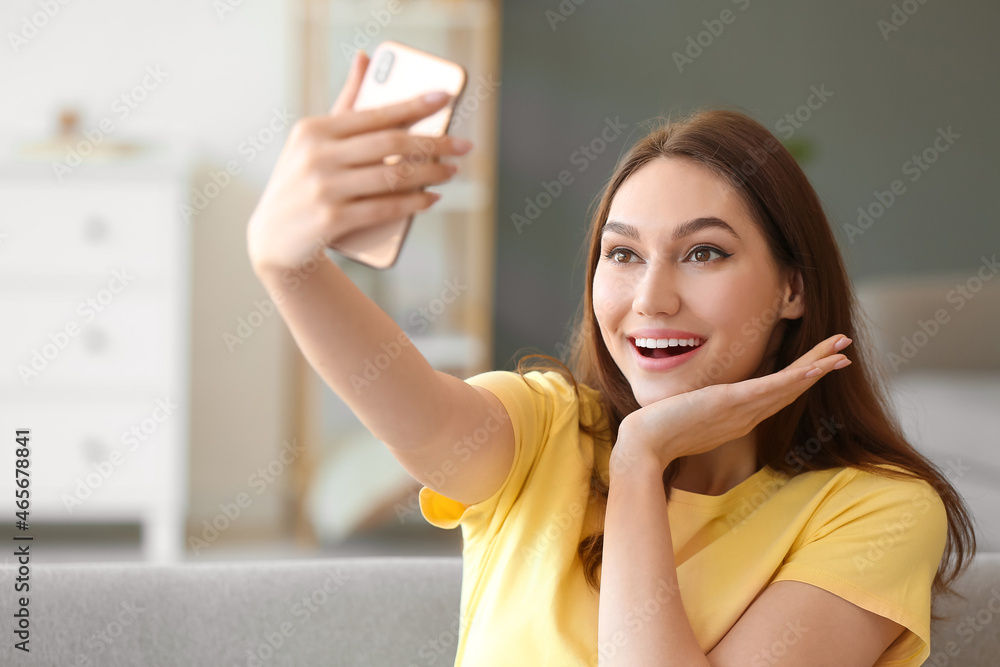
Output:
[630, 337, 706, 359]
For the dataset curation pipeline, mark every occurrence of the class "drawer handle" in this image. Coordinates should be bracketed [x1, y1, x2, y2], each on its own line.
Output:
[82, 437, 109, 466]
[82, 326, 109, 354]
[84, 217, 108, 243]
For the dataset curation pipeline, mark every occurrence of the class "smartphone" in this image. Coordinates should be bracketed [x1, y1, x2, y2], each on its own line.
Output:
[329, 41, 467, 270]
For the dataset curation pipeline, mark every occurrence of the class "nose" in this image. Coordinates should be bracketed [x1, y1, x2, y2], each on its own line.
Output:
[632, 263, 681, 317]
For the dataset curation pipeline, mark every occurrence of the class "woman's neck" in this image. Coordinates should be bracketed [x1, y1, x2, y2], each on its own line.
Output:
[668, 433, 759, 496]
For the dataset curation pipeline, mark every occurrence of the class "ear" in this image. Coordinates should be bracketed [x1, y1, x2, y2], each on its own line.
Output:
[780, 268, 805, 321]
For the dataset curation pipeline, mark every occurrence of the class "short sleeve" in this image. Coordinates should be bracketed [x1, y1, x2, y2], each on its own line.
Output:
[770, 468, 948, 665]
[417, 370, 579, 546]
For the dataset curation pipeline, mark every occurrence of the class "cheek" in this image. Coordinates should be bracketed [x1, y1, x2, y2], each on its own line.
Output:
[695, 276, 784, 365]
[591, 269, 629, 325]
[685, 278, 749, 329]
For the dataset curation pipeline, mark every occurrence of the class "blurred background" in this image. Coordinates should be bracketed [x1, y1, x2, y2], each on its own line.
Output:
[0, 0, 996, 567]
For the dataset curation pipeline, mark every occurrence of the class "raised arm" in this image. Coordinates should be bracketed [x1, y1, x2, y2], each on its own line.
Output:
[246, 51, 513, 507]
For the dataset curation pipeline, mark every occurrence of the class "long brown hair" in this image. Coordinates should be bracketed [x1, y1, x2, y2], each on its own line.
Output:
[513, 107, 977, 610]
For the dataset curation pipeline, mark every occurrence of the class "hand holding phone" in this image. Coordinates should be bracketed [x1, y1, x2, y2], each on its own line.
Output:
[330, 41, 468, 269]
[246, 44, 471, 279]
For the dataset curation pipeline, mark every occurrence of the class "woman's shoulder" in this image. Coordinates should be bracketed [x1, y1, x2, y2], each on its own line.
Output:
[847, 462, 942, 493]
[466, 368, 601, 403]
[806, 462, 947, 518]
[465, 368, 607, 427]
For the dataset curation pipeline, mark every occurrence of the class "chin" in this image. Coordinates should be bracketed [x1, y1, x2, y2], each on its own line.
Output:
[630, 381, 688, 406]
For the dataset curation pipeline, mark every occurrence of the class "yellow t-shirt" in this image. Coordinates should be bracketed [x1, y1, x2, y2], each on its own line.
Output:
[418, 370, 948, 667]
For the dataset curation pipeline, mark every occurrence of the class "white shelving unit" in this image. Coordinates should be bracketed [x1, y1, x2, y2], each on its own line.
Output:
[0, 153, 191, 562]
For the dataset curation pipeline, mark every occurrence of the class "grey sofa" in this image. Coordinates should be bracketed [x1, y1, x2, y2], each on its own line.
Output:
[1, 553, 997, 666]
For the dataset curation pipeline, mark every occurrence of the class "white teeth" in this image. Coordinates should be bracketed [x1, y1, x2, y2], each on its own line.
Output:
[634, 337, 702, 349]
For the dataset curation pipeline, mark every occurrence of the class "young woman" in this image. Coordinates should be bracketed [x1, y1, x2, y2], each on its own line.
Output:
[247, 50, 976, 667]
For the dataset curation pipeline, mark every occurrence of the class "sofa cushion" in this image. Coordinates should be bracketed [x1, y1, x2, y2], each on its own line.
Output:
[0, 556, 462, 666]
[1, 553, 997, 665]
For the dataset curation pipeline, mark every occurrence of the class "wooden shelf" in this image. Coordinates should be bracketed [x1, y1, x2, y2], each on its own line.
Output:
[292, 0, 502, 546]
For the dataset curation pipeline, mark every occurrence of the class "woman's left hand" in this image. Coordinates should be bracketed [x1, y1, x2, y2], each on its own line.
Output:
[609, 334, 853, 478]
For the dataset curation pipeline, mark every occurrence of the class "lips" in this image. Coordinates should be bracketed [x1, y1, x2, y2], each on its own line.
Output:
[627, 334, 707, 371]
[631, 338, 705, 359]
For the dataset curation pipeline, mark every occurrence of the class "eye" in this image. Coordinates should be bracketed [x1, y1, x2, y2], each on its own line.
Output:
[601, 244, 732, 266]
[602, 246, 638, 264]
[686, 245, 731, 263]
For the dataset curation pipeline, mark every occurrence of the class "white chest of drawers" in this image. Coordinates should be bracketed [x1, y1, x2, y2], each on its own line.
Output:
[0, 155, 190, 562]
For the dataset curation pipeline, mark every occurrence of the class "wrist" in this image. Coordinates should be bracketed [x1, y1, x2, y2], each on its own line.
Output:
[609, 441, 668, 485]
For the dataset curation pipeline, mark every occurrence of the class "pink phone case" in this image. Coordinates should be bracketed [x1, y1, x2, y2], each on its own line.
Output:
[329, 41, 467, 270]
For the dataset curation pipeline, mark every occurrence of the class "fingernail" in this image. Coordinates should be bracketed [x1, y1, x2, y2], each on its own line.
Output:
[446, 163, 459, 175]
[423, 91, 449, 105]
[452, 137, 472, 152]
[834, 336, 852, 351]
[833, 358, 852, 370]
[805, 366, 823, 378]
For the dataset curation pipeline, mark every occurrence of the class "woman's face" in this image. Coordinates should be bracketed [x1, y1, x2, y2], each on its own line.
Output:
[593, 157, 803, 407]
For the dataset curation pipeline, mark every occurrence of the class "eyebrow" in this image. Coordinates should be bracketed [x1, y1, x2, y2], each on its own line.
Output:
[600, 217, 742, 244]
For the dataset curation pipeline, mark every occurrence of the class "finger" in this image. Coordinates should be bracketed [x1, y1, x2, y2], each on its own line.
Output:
[327, 160, 455, 200]
[326, 131, 472, 169]
[772, 354, 851, 409]
[328, 190, 440, 238]
[802, 353, 852, 378]
[322, 91, 455, 140]
[331, 50, 369, 115]
[734, 352, 849, 407]
[787, 334, 852, 370]
[737, 354, 849, 429]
